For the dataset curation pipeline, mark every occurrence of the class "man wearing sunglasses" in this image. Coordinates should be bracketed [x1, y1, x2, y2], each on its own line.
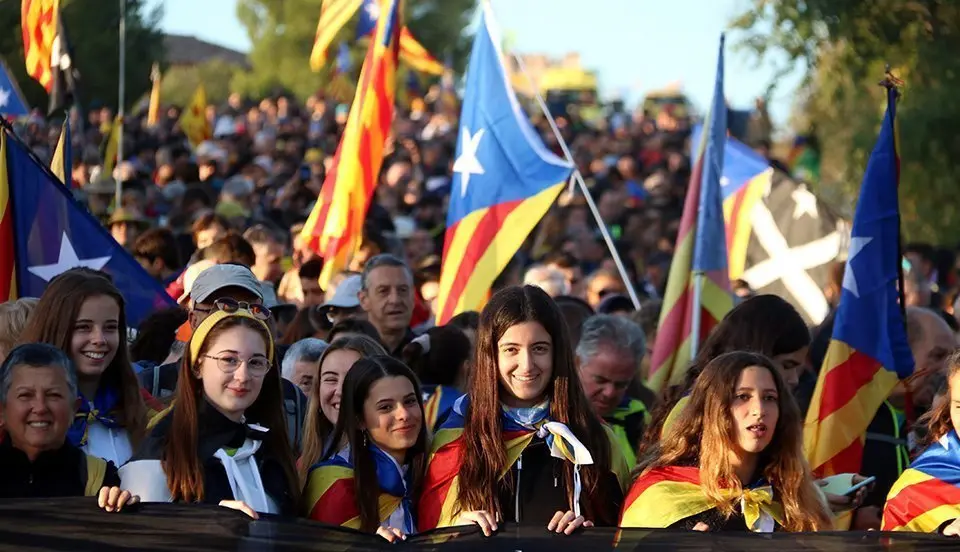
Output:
[137, 264, 308, 452]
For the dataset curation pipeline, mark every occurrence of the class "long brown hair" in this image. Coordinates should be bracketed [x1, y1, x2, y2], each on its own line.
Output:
[645, 295, 810, 446]
[643, 351, 831, 531]
[17, 269, 147, 448]
[323, 355, 428, 533]
[299, 335, 387, 482]
[457, 285, 617, 524]
[163, 315, 299, 505]
[920, 349, 960, 444]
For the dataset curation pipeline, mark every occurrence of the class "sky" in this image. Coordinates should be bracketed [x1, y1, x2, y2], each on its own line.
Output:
[149, 0, 805, 128]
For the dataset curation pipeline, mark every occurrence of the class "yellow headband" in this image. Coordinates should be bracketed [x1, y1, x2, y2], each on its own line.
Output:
[188, 310, 275, 366]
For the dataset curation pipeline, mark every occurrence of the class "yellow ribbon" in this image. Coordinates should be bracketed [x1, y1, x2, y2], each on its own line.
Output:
[739, 486, 781, 531]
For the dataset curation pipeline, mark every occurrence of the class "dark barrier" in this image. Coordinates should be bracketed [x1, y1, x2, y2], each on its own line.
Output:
[0, 498, 956, 551]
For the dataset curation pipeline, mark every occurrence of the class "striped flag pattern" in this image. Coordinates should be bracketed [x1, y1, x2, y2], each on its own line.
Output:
[310, 0, 364, 72]
[300, 0, 401, 289]
[646, 36, 733, 393]
[20, 0, 58, 92]
[0, 132, 17, 302]
[398, 28, 443, 75]
[802, 87, 913, 477]
[882, 431, 960, 532]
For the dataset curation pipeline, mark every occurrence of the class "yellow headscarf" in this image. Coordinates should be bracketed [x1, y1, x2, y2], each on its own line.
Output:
[188, 309, 275, 366]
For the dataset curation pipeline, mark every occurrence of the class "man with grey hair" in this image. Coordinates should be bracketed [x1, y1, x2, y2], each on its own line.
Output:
[281, 338, 328, 396]
[358, 254, 416, 356]
[523, 264, 571, 297]
[575, 314, 650, 467]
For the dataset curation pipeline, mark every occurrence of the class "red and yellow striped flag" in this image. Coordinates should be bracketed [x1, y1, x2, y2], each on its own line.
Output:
[300, 0, 401, 289]
[310, 0, 364, 72]
[0, 131, 18, 302]
[399, 28, 443, 75]
[21, 0, 59, 92]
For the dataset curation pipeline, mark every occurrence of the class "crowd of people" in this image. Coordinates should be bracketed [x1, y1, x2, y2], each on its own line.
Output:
[2, 79, 960, 540]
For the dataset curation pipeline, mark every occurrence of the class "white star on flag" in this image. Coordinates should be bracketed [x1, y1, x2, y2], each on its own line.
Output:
[27, 233, 112, 282]
[842, 236, 873, 298]
[453, 127, 486, 198]
[791, 185, 820, 220]
[365, 1, 380, 21]
[0, 87, 9, 109]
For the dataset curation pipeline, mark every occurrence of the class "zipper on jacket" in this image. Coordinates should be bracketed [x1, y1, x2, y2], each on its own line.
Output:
[514, 451, 523, 523]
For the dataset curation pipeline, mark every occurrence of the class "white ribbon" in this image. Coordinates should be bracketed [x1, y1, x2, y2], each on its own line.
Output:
[537, 421, 594, 518]
[213, 438, 272, 514]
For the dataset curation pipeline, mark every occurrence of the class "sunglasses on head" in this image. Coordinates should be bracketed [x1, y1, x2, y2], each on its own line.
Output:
[195, 298, 272, 320]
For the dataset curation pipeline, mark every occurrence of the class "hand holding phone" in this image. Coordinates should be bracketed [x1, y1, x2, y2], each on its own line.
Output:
[843, 476, 876, 496]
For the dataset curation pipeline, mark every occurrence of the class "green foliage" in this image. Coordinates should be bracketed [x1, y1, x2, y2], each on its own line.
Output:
[733, 0, 960, 243]
[0, 0, 164, 115]
[234, 0, 474, 101]
[160, 59, 240, 108]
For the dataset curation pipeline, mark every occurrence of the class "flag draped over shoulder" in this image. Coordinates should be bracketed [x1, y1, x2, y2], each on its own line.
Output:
[433, 3, 572, 324]
[310, 0, 364, 72]
[647, 36, 732, 393]
[300, 0, 401, 289]
[619, 465, 784, 531]
[422, 385, 461, 432]
[882, 430, 960, 532]
[179, 85, 210, 149]
[1, 128, 175, 326]
[803, 87, 913, 478]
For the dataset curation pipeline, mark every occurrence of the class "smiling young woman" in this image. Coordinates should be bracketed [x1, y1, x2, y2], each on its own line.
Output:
[17, 269, 148, 466]
[119, 310, 299, 518]
[303, 355, 428, 542]
[620, 351, 831, 532]
[417, 286, 629, 536]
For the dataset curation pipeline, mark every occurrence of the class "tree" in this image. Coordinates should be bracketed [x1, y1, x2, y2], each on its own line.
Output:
[233, 0, 474, 101]
[733, 0, 960, 243]
[160, 59, 242, 108]
[0, 0, 164, 117]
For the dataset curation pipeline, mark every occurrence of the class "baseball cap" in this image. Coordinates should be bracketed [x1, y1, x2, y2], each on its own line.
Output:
[320, 275, 362, 310]
[180, 264, 264, 305]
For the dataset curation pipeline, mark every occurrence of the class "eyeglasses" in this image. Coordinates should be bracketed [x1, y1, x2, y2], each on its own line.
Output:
[194, 298, 272, 320]
[203, 354, 272, 376]
[324, 306, 362, 324]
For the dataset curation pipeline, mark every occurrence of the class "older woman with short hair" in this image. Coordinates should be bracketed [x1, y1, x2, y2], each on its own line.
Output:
[0, 343, 137, 511]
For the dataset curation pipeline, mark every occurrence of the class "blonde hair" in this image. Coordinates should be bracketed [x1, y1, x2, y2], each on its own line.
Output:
[643, 351, 832, 532]
[0, 299, 40, 361]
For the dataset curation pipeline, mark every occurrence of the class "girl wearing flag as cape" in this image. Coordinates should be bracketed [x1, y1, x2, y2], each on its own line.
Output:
[119, 309, 300, 517]
[417, 286, 629, 535]
[18, 269, 150, 467]
[303, 355, 428, 542]
[621, 351, 831, 531]
[883, 350, 960, 535]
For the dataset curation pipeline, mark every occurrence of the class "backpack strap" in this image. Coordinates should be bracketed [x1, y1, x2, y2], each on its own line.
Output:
[84, 455, 107, 497]
[151, 364, 161, 399]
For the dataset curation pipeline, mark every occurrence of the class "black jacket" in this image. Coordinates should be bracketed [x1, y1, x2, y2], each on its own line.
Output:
[0, 438, 120, 499]
[496, 438, 623, 526]
[130, 400, 296, 515]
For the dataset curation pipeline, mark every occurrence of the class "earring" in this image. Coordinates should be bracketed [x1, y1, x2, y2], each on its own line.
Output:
[362, 431, 368, 448]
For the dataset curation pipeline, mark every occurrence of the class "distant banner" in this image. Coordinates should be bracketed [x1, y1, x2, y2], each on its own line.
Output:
[0, 498, 956, 551]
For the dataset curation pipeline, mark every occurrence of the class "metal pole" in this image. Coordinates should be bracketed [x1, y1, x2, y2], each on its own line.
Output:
[115, 0, 126, 208]
[689, 272, 704, 359]
[512, 52, 642, 310]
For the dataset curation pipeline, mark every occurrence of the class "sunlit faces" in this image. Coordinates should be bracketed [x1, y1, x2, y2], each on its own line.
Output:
[730, 366, 780, 456]
[0, 366, 76, 459]
[69, 295, 121, 380]
[358, 266, 414, 333]
[198, 326, 269, 422]
[362, 376, 422, 464]
[578, 345, 635, 417]
[497, 322, 553, 408]
[319, 349, 362, 424]
[950, 371, 960, 437]
[772, 345, 808, 392]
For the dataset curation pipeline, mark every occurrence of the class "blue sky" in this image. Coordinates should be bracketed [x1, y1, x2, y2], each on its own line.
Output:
[149, 0, 804, 128]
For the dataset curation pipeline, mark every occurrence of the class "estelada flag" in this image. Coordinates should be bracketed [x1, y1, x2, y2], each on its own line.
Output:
[310, 0, 363, 72]
[882, 430, 960, 532]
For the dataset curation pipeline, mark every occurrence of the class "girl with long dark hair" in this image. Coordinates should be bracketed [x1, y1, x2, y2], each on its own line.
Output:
[621, 351, 831, 532]
[417, 286, 629, 535]
[303, 355, 427, 542]
[119, 310, 299, 517]
[18, 269, 148, 466]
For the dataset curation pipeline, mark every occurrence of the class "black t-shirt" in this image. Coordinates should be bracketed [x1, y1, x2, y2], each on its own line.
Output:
[0, 439, 121, 499]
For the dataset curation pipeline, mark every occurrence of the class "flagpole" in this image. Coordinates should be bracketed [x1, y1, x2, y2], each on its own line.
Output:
[511, 52, 642, 311]
[690, 272, 704, 359]
[115, 0, 126, 208]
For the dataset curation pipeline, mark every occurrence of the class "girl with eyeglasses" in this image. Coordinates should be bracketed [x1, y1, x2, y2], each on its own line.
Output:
[303, 356, 428, 542]
[119, 310, 300, 517]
